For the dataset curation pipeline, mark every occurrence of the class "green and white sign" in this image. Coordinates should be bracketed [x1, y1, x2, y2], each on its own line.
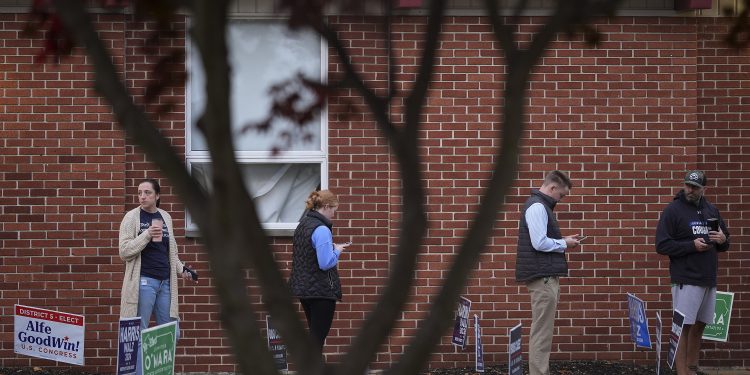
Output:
[703, 291, 734, 342]
[141, 321, 177, 375]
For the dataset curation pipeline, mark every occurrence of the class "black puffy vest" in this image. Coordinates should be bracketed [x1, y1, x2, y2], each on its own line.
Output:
[289, 210, 342, 300]
[515, 190, 569, 282]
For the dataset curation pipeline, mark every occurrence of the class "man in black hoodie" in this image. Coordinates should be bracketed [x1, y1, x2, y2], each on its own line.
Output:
[656, 170, 730, 375]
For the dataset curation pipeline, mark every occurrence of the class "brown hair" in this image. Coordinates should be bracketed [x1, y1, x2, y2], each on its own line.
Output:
[305, 190, 338, 211]
[543, 170, 573, 189]
[139, 178, 161, 207]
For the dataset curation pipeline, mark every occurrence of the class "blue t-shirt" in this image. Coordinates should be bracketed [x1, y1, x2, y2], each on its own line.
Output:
[138, 209, 170, 280]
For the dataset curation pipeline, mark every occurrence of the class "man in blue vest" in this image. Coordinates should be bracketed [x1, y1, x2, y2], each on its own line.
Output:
[515, 170, 582, 375]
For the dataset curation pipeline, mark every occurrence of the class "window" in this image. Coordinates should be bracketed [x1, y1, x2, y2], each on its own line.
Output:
[187, 19, 327, 234]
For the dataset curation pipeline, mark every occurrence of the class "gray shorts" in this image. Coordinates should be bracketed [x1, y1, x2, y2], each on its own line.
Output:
[672, 284, 716, 325]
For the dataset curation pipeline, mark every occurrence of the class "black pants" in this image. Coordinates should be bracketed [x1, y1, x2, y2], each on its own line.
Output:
[300, 298, 336, 351]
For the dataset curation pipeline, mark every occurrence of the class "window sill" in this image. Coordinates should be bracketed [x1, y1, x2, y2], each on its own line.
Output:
[185, 227, 295, 238]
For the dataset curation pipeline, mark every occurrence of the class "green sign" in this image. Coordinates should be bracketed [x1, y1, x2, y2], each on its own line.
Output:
[703, 291, 734, 342]
[141, 321, 177, 375]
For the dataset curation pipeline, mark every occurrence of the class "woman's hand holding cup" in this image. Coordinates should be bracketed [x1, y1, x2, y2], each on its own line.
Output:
[150, 218, 163, 242]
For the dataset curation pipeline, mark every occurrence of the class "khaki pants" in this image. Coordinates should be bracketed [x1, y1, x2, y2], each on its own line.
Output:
[526, 276, 560, 375]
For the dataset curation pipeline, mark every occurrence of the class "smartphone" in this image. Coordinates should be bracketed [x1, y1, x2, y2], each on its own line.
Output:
[183, 266, 199, 281]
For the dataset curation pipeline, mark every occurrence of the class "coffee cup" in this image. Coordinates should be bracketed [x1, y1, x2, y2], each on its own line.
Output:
[707, 218, 719, 232]
[151, 217, 164, 242]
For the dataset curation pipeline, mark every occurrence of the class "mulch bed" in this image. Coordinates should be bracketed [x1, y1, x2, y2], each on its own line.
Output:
[424, 360, 707, 375]
[0, 369, 95, 375]
[2, 361, 709, 375]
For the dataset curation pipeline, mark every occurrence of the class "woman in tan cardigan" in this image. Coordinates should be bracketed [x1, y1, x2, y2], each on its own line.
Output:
[118, 178, 192, 337]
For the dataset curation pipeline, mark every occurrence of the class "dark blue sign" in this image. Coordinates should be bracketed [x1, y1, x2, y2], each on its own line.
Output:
[627, 293, 652, 348]
[474, 315, 484, 373]
[667, 310, 685, 370]
[451, 297, 471, 348]
[509, 323, 523, 375]
[117, 317, 141, 375]
[266, 315, 288, 371]
[656, 312, 663, 375]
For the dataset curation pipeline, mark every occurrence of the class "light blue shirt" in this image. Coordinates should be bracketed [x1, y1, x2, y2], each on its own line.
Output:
[311, 226, 341, 270]
[525, 202, 566, 253]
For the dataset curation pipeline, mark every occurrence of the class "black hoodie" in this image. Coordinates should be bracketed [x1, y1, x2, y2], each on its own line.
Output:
[655, 190, 730, 287]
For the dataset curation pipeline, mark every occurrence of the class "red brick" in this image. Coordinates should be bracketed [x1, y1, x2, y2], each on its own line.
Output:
[0, 12, 749, 373]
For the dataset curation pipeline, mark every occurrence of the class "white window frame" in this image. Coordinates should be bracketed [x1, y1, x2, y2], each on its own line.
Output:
[185, 18, 328, 235]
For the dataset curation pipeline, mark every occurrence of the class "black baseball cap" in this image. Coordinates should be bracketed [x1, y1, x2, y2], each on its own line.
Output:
[684, 170, 707, 188]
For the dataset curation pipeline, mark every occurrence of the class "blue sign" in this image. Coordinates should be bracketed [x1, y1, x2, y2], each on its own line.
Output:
[667, 310, 685, 370]
[474, 315, 484, 373]
[266, 315, 288, 371]
[117, 317, 141, 375]
[451, 297, 471, 348]
[508, 323, 523, 375]
[656, 312, 662, 375]
[627, 293, 652, 349]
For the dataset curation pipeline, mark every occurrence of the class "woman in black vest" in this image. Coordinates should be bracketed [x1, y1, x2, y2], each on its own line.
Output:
[289, 190, 349, 353]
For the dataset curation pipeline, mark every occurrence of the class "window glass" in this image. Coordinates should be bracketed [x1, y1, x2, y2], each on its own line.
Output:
[190, 20, 322, 152]
[187, 19, 326, 232]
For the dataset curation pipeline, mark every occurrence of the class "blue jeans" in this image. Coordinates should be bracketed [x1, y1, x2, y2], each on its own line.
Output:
[136, 276, 179, 375]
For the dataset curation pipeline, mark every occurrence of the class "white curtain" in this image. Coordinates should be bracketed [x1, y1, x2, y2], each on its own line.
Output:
[192, 163, 321, 223]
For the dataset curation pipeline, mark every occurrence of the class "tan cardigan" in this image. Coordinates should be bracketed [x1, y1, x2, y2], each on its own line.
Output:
[118, 207, 184, 319]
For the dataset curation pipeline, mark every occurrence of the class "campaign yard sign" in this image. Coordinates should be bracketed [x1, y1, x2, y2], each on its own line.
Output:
[508, 323, 523, 375]
[141, 321, 177, 375]
[14, 305, 85, 365]
[667, 310, 685, 370]
[627, 293, 652, 349]
[117, 317, 141, 375]
[656, 312, 662, 375]
[703, 291, 734, 342]
[474, 315, 484, 373]
[266, 315, 288, 371]
[451, 297, 471, 348]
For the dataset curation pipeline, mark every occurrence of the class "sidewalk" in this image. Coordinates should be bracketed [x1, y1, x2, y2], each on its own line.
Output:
[701, 369, 750, 375]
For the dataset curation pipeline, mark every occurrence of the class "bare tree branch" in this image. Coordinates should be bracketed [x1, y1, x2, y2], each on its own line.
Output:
[484, 0, 520, 62]
[384, 0, 397, 101]
[52, 1, 320, 374]
[334, 1, 448, 374]
[187, 3, 285, 375]
[189, 2, 325, 374]
[312, 18, 396, 141]
[520, 0, 620, 69]
[49, 0, 209, 224]
[389, 1, 624, 373]
[40, 2, 662, 375]
[725, 0, 750, 47]
[288, 2, 448, 374]
[402, 0, 446, 138]
[509, 0, 527, 21]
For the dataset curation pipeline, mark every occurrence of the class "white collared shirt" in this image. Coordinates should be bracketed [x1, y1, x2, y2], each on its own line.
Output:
[525, 202, 566, 253]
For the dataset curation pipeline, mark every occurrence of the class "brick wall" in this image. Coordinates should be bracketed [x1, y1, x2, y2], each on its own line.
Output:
[0, 12, 748, 373]
[695, 16, 750, 366]
[0, 11, 127, 369]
